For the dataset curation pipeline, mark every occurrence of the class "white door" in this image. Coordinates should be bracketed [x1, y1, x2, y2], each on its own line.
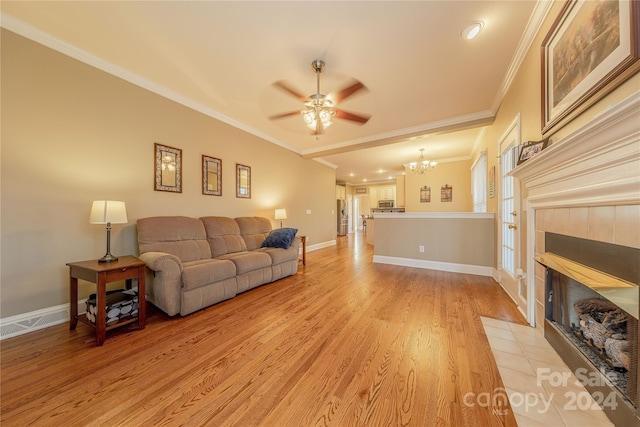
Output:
[498, 120, 523, 310]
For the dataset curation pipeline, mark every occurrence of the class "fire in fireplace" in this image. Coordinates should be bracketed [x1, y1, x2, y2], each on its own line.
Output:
[537, 233, 639, 427]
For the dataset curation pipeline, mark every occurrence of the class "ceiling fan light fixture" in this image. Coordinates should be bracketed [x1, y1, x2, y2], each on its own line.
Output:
[270, 58, 369, 135]
[461, 21, 484, 40]
[301, 106, 334, 130]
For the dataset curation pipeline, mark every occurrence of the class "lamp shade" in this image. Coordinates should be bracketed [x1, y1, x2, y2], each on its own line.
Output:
[274, 208, 287, 220]
[89, 201, 128, 224]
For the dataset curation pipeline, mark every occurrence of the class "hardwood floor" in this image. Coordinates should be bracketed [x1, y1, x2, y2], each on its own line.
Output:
[1, 233, 527, 426]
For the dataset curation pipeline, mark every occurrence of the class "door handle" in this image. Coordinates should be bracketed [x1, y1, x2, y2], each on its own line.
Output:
[508, 223, 517, 230]
[511, 211, 517, 216]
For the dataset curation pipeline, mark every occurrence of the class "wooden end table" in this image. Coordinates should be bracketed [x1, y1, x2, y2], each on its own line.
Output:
[300, 235, 307, 265]
[67, 255, 146, 346]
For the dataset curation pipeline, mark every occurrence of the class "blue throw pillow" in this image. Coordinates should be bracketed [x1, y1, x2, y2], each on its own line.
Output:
[261, 227, 298, 249]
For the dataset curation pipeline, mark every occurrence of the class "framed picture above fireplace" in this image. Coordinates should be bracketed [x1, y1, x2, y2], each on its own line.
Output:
[541, 0, 640, 135]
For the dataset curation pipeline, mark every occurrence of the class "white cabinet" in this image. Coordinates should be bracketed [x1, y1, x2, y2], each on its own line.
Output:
[368, 185, 396, 209]
[336, 185, 346, 199]
[378, 186, 396, 202]
[369, 187, 379, 208]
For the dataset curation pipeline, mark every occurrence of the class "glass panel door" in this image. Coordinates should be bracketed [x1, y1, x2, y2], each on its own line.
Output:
[498, 122, 521, 308]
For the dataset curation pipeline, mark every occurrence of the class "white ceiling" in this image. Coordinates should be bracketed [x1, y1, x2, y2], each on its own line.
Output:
[1, 1, 547, 184]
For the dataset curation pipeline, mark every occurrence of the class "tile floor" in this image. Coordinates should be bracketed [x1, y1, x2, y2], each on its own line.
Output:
[481, 316, 615, 426]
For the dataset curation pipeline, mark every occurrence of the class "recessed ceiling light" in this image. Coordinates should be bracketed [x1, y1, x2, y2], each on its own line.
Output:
[461, 21, 484, 40]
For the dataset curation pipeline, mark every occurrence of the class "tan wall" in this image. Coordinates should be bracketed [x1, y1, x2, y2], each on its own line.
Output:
[404, 159, 472, 212]
[472, 0, 640, 271]
[1, 30, 337, 317]
[374, 214, 494, 267]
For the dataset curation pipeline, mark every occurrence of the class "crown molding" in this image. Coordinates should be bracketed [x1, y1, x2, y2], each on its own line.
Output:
[0, 12, 301, 156]
[491, 0, 554, 112]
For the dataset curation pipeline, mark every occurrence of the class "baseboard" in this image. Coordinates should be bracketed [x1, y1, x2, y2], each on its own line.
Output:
[373, 255, 494, 277]
[306, 240, 336, 252]
[3, 240, 335, 341]
[0, 301, 86, 340]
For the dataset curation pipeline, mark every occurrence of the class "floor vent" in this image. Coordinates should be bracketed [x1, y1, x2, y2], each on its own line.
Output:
[0, 304, 74, 340]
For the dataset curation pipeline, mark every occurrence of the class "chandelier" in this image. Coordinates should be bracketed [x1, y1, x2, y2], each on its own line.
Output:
[409, 149, 437, 174]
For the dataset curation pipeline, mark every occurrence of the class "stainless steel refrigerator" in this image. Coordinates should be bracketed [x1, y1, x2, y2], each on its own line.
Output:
[337, 199, 348, 236]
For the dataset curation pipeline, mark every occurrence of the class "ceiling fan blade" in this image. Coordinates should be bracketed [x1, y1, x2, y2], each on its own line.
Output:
[335, 109, 371, 124]
[269, 111, 300, 120]
[273, 80, 308, 102]
[331, 80, 367, 103]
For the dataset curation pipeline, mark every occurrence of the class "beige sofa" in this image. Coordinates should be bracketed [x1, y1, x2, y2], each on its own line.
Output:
[137, 216, 300, 316]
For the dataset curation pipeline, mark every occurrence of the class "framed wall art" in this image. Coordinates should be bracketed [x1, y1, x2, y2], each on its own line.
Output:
[236, 163, 251, 198]
[488, 165, 495, 199]
[202, 155, 222, 196]
[154, 143, 182, 193]
[441, 185, 452, 203]
[517, 139, 549, 165]
[541, 0, 639, 134]
[420, 186, 431, 203]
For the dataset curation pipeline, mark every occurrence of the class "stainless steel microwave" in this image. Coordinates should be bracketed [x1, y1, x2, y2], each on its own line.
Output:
[378, 200, 394, 208]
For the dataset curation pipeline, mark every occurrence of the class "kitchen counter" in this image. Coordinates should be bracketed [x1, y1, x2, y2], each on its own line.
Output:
[371, 208, 405, 213]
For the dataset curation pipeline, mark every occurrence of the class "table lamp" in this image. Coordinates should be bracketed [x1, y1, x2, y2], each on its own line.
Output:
[275, 208, 287, 228]
[90, 200, 128, 263]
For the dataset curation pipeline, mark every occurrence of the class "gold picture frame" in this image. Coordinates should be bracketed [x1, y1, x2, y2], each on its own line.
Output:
[541, 0, 639, 135]
[236, 163, 251, 198]
[154, 143, 182, 193]
[202, 155, 222, 196]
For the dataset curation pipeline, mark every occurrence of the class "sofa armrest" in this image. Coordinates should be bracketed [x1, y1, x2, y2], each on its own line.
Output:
[139, 251, 183, 272]
[138, 251, 183, 316]
[291, 235, 301, 253]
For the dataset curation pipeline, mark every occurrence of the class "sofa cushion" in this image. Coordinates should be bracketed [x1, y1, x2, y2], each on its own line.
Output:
[261, 227, 298, 249]
[200, 216, 248, 257]
[137, 216, 212, 262]
[235, 217, 272, 250]
[181, 258, 236, 291]
[261, 245, 298, 264]
[217, 251, 272, 274]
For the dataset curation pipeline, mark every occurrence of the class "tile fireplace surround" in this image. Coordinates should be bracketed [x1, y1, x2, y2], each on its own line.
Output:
[512, 90, 640, 426]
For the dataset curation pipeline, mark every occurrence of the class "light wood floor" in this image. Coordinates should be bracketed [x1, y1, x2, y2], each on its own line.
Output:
[1, 233, 527, 426]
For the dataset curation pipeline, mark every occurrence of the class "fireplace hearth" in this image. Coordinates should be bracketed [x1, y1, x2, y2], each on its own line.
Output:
[537, 233, 639, 427]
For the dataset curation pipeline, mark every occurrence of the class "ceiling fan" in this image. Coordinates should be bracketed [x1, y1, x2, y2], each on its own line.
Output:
[269, 59, 371, 135]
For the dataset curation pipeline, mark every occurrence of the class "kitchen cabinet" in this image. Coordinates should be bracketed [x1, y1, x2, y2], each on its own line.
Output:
[336, 185, 346, 199]
[378, 186, 395, 201]
[369, 187, 379, 208]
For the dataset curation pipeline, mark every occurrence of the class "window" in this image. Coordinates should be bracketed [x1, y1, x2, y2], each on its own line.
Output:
[471, 151, 487, 212]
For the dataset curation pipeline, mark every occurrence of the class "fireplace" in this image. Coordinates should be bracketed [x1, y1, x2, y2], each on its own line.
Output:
[537, 232, 639, 426]
[510, 90, 640, 426]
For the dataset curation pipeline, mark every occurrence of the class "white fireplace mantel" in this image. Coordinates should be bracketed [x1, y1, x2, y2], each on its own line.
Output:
[511, 90, 639, 327]
[511, 90, 640, 208]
